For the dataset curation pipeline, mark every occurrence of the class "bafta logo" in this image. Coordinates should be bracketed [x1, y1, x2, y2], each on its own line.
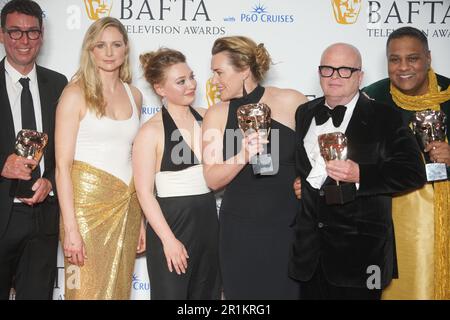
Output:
[206, 78, 221, 108]
[331, 0, 362, 25]
[84, 0, 113, 20]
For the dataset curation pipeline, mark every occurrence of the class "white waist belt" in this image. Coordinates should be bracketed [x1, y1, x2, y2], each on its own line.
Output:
[155, 164, 211, 198]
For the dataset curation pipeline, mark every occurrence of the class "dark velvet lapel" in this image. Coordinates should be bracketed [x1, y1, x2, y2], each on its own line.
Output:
[36, 65, 52, 136]
[0, 58, 16, 152]
[344, 92, 372, 157]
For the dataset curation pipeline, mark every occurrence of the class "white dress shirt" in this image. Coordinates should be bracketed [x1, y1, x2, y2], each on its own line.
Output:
[304, 92, 359, 189]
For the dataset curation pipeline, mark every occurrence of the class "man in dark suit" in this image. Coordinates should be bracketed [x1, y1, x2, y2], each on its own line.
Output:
[363, 27, 450, 300]
[0, 0, 67, 299]
[288, 42, 426, 299]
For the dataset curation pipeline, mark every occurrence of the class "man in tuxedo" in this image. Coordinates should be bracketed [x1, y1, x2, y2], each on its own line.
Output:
[0, 0, 67, 299]
[288, 43, 426, 299]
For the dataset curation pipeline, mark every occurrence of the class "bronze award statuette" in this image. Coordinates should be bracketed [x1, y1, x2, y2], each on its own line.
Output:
[412, 109, 448, 182]
[9, 129, 48, 198]
[237, 103, 275, 175]
[318, 132, 355, 205]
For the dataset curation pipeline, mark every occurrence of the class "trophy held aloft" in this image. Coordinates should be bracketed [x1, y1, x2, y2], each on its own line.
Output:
[9, 129, 48, 198]
[237, 103, 275, 175]
[412, 109, 448, 182]
[318, 132, 356, 205]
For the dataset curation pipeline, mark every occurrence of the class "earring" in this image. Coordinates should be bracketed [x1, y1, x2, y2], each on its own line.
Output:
[242, 79, 248, 98]
[161, 97, 168, 108]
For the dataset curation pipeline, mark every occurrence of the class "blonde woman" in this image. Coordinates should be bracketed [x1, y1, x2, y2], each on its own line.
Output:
[55, 17, 145, 300]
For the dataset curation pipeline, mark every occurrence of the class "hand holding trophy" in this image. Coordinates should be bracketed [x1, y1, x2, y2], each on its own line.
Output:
[412, 109, 448, 182]
[318, 132, 355, 204]
[237, 103, 275, 175]
[9, 129, 48, 198]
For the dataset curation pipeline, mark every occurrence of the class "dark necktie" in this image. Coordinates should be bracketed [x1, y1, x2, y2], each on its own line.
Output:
[19, 77, 41, 180]
[19, 77, 37, 130]
[314, 104, 347, 127]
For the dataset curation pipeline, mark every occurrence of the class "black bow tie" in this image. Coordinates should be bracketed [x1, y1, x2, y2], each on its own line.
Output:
[314, 104, 347, 127]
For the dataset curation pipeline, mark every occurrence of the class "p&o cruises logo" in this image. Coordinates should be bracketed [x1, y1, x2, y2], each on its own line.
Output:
[235, 3, 294, 24]
[132, 274, 150, 291]
[84, 0, 113, 20]
[331, 0, 361, 24]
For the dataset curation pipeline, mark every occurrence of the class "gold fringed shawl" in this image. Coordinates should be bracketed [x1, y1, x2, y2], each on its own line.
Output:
[61, 161, 141, 300]
[388, 68, 450, 300]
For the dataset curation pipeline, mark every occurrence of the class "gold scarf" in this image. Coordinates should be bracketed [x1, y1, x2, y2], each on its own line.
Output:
[391, 68, 450, 111]
[391, 68, 450, 300]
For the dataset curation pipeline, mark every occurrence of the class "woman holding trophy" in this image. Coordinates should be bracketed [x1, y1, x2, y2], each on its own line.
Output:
[202, 35, 308, 299]
[55, 17, 145, 299]
[132, 48, 220, 299]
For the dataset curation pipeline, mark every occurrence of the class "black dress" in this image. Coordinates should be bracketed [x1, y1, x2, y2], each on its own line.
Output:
[146, 106, 220, 300]
[219, 85, 301, 299]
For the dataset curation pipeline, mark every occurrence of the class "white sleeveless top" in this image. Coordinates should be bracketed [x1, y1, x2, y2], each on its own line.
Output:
[155, 164, 211, 198]
[74, 82, 139, 185]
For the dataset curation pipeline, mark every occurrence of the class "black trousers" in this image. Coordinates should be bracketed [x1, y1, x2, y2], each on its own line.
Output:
[147, 194, 221, 300]
[300, 263, 382, 300]
[0, 199, 59, 300]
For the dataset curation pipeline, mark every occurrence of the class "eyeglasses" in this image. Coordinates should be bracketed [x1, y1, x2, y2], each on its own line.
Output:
[318, 65, 361, 79]
[4, 28, 42, 40]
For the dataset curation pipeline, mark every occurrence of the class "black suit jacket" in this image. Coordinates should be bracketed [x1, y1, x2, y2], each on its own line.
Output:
[0, 58, 67, 237]
[288, 92, 426, 289]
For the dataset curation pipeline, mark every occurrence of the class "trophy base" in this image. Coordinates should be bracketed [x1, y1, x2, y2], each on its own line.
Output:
[323, 183, 356, 205]
[9, 179, 36, 199]
[425, 163, 448, 182]
[251, 154, 276, 175]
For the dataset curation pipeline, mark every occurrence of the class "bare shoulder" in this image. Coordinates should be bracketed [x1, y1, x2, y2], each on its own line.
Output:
[58, 82, 85, 112]
[203, 101, 229, 125]
[265, 86, 308, 107]
[128, 84, 143, 106]
[193, 107, 208, 117]
[136, 113, 163, 141]
[145, 111, 163, 128]
[60, 82, 82, 99]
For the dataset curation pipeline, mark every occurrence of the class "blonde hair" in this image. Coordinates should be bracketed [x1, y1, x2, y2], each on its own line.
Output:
[71, 17, 131, 117]
[211, 36, 271, 82]
[139, 48, 186, 96]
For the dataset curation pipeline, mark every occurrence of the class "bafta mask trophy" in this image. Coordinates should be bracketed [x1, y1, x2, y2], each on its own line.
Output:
[10, 129, 48, 198]
[412, 109, 448, 181]
[237, 103, 275, 175]
[318, 132, 355, 204]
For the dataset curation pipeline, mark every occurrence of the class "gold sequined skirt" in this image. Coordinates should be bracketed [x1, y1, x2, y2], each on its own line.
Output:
[61, 161, 141, 300]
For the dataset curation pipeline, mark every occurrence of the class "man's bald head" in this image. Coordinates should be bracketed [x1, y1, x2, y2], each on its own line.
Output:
[320, 43, 362, 68]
